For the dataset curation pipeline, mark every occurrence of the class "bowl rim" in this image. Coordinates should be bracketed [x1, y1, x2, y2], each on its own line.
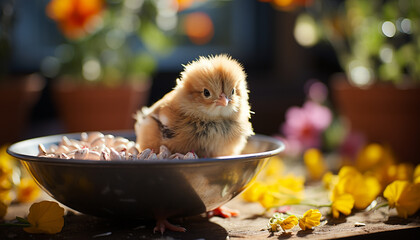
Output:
[7, 132, 285, 166]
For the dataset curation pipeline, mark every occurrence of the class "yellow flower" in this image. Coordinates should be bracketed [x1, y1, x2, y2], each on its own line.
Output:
[271, 174, 305, 206]
[298, 209, 322, 230]
[242, 174, 305, 209]
[242, 181, 282, 209]
[383, 180, 420, 218]
[0, 176, 12, 204]
[17, 178, 41, 203]
[276, 174, 305, 194]
[414, 165, 420, 183]
[322, 171, 338, 190]
[267, 213, 282, 232]
[1, 145, 19, 204]
[387, 163, 414, 182]
[0, 145, 14, 184]
[260, 190, 280, 209]
[0, 145, 14, 169]
[280, 215, 299, 231]
[338, 165, 359, 179]
[242, 181, 268, 202]
[24, 201, 65, 234]
[355, 143, 395, 172]
[268, 213, 299, 232]
[335, 166, 381, 209]
[373, 163, 415, 189]
[304, 148, 327, 181]
[414, 164, 420, 180]
[331, 187, 354, 218]
[0, 200, 7, 219]
[263, 156, 284, 178]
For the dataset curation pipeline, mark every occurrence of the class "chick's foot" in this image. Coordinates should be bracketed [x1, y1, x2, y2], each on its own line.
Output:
[207, 206, 239, 218]
[153, 219, 186, 234]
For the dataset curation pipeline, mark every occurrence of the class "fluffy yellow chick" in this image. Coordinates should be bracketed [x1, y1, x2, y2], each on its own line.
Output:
[135, 54, 254, 158]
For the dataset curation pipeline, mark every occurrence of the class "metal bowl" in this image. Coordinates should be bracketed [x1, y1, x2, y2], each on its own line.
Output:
[7, 132, 284, 219]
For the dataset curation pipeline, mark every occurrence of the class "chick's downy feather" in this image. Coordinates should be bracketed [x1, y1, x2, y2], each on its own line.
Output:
[135, 54, 254, 157]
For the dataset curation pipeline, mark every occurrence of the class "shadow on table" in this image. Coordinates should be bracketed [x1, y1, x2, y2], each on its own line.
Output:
[385, 216, 418, 225]
[1, 214, 229, 240]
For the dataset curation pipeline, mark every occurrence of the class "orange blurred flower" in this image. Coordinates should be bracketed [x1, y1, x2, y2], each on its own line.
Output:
[260, 0, 313, 11]
[184, 12, 214, 45]
[175, 0, 196, 11]
[46, 0, 104, 39]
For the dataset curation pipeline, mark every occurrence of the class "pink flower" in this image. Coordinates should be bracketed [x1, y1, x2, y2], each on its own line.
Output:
[282, 101, 332, 152]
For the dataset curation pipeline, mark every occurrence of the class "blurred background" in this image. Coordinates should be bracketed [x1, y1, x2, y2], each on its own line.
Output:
[1, 0, 419, 164]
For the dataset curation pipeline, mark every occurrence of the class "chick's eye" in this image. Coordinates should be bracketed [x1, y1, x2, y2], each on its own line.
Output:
[231, 88, 235, 95]
[203, 88, 211, 98]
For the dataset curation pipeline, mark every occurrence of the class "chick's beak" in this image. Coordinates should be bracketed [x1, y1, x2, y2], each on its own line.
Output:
[216, 93, 230, 107]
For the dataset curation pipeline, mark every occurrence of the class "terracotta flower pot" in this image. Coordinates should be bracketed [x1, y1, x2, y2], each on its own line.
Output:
[0, 74, 45, 145]
[52, 81, 151, 132]
[331, 73, 420, 164]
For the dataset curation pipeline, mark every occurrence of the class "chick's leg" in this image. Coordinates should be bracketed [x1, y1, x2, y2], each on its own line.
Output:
[153, 218, 186, 234]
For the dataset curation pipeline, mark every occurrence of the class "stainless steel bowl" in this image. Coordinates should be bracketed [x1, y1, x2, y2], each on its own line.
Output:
[7, 132, 284, 219]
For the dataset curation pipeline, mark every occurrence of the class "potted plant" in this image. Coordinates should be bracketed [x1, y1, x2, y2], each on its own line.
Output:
[304, 0, 420, 163]
[0, 0, 45, 145]
[43, 0, 174, 132]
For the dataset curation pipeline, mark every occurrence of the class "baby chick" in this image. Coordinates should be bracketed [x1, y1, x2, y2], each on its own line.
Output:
[135, 54, 254, 233]
[135, 54, 254, 158]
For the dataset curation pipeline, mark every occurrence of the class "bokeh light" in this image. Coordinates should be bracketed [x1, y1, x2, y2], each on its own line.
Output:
[184, 12, 214, 45]
[124, 0, 144, 10]
[379, 45, 393, 64]
[349, 62, 373, 87]
[294, 14, 318, 47]
[382, 21, 396, 38]
[105, 29, 126, 50]
[400, 18, 412, 34]
[156, 7, 178, 31]
[83, 59, 101, 81]
[118, 14, 140, 33]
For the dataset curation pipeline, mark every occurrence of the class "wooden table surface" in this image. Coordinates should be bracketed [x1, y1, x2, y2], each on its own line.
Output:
[2, 192, 420, 240]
